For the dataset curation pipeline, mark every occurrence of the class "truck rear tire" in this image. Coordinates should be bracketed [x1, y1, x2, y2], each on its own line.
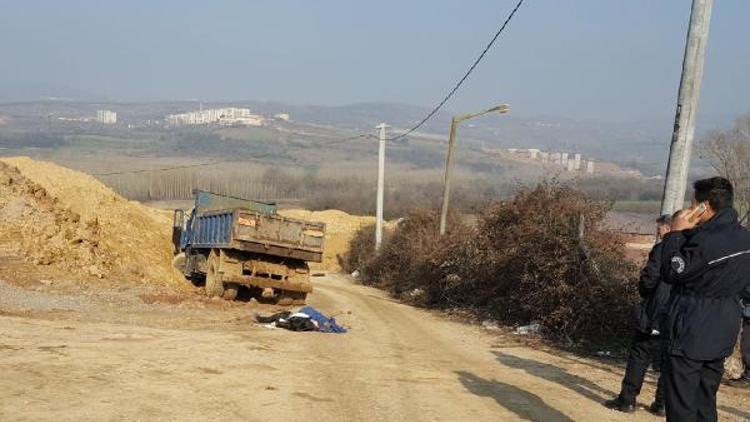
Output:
[291, 291, 307, 305]
[222, 283, 239, 300]
[278, 291, 307, 306]
[205, 249, 225, 298]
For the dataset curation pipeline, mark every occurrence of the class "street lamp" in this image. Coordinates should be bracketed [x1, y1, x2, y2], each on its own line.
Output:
[439, 104, 510, 235]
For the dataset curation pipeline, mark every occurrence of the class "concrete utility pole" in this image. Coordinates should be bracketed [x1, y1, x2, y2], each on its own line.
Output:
[661, 0, 714, 216]
[439, 117, 460, 236]
[440, 104, 509, 235]
[375, 123, 387, 251]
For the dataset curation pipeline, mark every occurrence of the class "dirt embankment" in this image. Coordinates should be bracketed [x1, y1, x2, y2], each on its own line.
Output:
[0, 157, 378, 284]
[0, 157, 185, 288]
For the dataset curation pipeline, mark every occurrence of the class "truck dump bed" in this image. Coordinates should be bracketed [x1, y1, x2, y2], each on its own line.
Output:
[193, 190, 277, 214]
[190, 209, 325, 263]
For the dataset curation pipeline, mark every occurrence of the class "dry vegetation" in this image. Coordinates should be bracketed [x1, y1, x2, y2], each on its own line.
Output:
[700, 113, 750, 220]
[99, 167, 506, 219]
[94, 161, 665, 223]
[345, 181, 640, 348]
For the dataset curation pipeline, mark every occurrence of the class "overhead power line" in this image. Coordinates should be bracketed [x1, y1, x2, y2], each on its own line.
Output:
[321, 133, 378, 146]
[93, 1, 526, 175]
[268, 0, 527, 148]
[92, 152, 296, 176]
[388, 0, 526, 142]
[92, 161, 225, 176]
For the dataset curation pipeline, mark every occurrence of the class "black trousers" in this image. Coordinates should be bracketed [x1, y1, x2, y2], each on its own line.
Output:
[619, 331, 665, 405]
[742, 318, 750, 379]
[665, 354, 724, 422]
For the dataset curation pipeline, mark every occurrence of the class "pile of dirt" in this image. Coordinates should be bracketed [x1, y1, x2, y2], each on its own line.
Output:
[0, 157, 185, 287]
[279, 209, 381, 273]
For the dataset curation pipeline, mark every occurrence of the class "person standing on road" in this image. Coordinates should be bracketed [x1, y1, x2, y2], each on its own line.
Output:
[660, 177, 750, 422]
[727, 290, 750, 387]
[604, 214, 675, 416]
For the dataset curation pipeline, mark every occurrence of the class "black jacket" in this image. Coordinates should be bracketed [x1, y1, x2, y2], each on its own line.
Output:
[660, 208, 750, 360]
[634, 241, 671, 334]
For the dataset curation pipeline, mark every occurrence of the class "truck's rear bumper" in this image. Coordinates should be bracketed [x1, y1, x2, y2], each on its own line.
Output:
[224, 274, 313, 293]
[230, 240, 323, 263]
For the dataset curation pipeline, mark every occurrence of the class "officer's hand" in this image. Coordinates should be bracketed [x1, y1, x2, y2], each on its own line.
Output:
[671, 208, 698, 231]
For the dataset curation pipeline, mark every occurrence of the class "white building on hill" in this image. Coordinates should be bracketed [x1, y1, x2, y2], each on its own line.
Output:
[165, 107, 266, 127]
[506, 147, 596, 175]
[96, 110, 117, 124]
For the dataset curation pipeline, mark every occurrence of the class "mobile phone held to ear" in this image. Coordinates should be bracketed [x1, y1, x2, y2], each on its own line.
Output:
[688, 202, 708, 224]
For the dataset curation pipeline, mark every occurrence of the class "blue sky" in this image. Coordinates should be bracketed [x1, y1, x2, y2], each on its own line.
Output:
[0, 0, 748, 121]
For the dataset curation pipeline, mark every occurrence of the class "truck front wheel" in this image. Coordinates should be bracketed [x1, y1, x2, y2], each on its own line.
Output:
[205, 249, 225, 298]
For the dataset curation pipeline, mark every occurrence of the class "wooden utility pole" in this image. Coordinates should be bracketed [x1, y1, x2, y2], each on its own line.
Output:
[375, 123, 387, 251]
[661, 0, 714, 216]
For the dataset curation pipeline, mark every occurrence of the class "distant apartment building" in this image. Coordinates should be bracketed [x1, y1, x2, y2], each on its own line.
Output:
[573, 153, 582, 171]
[165, 107, 266, 127]
[506, 147, 596, 175]
[96, 110, 117, 124]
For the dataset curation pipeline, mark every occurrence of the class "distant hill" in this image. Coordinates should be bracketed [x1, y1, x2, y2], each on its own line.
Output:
[0, 98, 738, 177]
[239, 101, 736, 176]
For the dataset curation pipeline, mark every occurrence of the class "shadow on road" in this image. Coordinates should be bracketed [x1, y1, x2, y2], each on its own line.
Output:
[456, 371, 573, 422]
[719, 404, 750, 421]
[494, 351, 616, 404]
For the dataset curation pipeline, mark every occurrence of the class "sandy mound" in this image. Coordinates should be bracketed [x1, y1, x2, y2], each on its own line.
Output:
[280, 209, 378, 273]
[0, 157, 184, 287]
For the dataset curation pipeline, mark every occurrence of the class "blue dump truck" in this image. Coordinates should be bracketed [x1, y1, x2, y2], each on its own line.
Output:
[172, 191, 326, 304]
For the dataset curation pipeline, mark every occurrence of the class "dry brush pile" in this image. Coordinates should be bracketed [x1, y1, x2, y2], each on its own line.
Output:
[345, 181, 640, 347]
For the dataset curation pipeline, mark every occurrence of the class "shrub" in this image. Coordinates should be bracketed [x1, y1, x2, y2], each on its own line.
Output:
[358, 210, 445, 298]
[341, 223, 376, 275]
[348, 180, 639, 347]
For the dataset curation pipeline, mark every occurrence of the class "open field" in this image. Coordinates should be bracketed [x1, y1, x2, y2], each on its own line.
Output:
[0, 100, 669, 214]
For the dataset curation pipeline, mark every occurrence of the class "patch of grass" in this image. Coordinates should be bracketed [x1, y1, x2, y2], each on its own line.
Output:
[217, 127, 286, 143]
[66, 135, 159, 154]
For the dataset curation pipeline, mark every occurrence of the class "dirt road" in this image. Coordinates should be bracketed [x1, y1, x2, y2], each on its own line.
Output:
[1, 274, 748, 421]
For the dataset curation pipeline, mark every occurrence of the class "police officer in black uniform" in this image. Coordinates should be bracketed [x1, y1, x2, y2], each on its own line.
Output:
[728, 289, 750, 387]
[604, 214, 674, 415]
[660, 177, 750, 422]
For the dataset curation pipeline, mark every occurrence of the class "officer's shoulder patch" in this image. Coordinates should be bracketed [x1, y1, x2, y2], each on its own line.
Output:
[671, 256, 686, 274]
